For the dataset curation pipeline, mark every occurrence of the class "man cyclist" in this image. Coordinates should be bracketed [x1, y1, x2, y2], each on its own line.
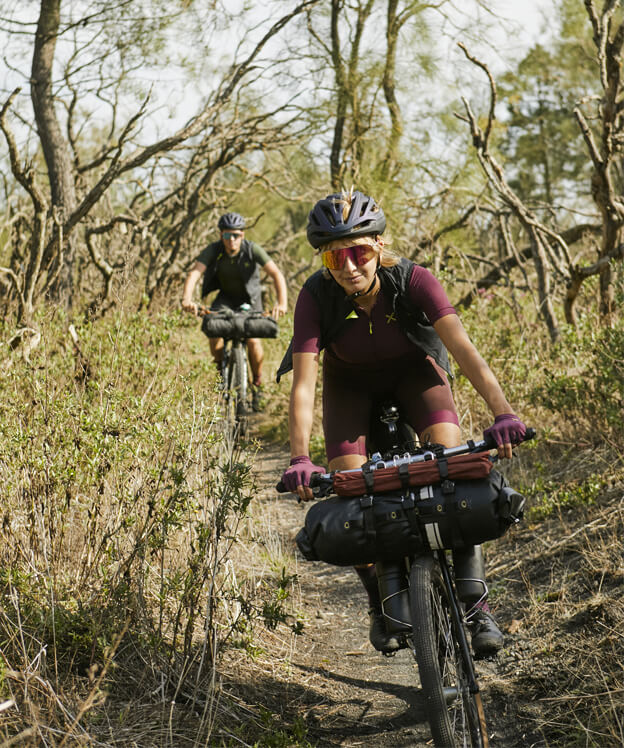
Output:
[279, 189, 527, 657]
[182, 212, 288, 410]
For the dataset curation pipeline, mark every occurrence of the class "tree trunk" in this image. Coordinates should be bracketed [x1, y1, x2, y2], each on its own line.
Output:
[31, 0, 77, 307]
[330, 0, 347, 190]
[379, 0, 408, 182]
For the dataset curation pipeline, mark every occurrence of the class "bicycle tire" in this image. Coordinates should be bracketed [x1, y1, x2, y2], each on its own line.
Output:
[230, 343, 248, 437]
[220, 347, 237, 440]
[410, 554, 487, 748]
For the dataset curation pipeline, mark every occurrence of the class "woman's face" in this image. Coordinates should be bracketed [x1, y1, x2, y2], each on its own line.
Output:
[322, 237, 380, 297]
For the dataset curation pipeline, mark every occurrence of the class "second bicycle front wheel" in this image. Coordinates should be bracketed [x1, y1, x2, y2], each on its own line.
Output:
[410, 554, 487, 748]
[229, 343, 248, 438]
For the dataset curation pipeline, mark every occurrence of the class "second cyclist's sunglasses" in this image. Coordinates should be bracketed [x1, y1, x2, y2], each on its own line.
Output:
[222, 231, 243, 240]
[321, 244, 376, 270]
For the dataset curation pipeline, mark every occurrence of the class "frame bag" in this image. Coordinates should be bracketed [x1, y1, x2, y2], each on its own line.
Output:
[295, 470, 525, 566]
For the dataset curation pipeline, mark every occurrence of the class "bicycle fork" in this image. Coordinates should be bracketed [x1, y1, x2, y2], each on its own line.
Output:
[437, 551, 490, 747]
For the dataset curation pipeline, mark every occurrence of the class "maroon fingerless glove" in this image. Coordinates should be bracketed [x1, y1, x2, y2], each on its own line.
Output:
[483, 414, 527, 447]
[281, 455, 326, 492]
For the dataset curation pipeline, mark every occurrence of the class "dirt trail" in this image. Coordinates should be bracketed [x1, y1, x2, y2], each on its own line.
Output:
[249, 441, 431, 746]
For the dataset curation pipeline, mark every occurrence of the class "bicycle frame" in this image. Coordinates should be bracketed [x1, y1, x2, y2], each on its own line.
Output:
[197, 305, 257, 439]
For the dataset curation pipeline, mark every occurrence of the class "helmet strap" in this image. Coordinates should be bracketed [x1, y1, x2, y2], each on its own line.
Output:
[327, 256, 381, 301]
[347, 273, 379, 301]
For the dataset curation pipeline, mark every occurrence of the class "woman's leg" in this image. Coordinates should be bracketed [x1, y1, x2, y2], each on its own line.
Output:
[328, 454, 400, 651]
[418, 421, 461, 449]
[324, 371, 404, 652]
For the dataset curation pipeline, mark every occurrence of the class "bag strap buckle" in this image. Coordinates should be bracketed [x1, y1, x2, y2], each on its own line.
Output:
[362, 462, 375, 494]
[398, 461, 410, 491]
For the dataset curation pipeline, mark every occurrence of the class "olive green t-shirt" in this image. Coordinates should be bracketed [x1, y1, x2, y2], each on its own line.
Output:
[196, 241, 271, 300]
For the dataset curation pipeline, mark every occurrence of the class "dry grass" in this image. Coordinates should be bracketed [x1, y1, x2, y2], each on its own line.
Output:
[0, 311, 299, 747]
[490, 480, 624, 747]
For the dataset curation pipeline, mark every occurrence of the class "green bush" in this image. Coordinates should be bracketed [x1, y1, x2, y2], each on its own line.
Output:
[534, 323, 624, 445]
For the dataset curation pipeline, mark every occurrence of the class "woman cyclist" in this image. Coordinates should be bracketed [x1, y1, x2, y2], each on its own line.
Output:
[278, 189, 526, 656]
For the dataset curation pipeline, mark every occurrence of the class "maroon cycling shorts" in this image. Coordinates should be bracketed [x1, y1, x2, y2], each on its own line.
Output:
[322, 350, 459, 461]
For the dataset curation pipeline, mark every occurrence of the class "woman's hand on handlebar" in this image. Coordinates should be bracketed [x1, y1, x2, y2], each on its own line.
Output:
[483, 413, 527, 459]
[281, 455, 326, 502]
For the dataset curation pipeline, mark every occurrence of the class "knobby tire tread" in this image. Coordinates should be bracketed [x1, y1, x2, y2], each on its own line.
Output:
[411, 556, 455, 746]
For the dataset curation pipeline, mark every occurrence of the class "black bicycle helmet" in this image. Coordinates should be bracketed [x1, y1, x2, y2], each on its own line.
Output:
[218, 212, 246, 231]
[306, 190, 386, 249]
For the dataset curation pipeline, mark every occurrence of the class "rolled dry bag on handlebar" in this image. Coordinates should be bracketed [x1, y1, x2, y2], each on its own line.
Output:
[201, 314, 236, 338]
[295, 470, 526, 566]
[201, 312, 278, 339]
[244, 315, 278, 338]
[332, 451, 494, 496]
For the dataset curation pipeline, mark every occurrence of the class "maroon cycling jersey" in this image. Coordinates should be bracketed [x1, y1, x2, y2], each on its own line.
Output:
[293, 264, 456, 363]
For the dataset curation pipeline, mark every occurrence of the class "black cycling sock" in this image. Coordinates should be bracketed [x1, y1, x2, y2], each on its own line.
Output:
[354, 565, 381, 610]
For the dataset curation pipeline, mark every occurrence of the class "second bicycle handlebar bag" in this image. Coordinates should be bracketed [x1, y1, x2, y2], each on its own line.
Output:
[295, 470, 526, 566]
[201, 313, 278, 339]
[244, 316, 278, 338]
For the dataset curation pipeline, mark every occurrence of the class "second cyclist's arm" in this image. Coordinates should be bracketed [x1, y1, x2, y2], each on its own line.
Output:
[263, 260, 288, 316]
[182, 262, 206, 313]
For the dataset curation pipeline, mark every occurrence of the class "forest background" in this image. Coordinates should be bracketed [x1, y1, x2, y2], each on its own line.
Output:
[0, 0, 622, 745]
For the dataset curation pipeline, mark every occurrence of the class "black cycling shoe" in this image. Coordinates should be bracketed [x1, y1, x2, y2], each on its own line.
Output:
[251, 385, 265, 412]
[368, 609, 400, 653]
[468, 609, 504, 658]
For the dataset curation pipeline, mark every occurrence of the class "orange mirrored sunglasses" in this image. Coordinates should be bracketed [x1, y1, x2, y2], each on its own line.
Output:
[321, 244, 376, 270]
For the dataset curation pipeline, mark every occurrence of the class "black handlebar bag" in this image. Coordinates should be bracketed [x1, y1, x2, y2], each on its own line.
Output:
[244, 316, 278, 338]
[201, 313, 278, 339]
[295, 470, 525, 566]
[201, 315, 236, 338]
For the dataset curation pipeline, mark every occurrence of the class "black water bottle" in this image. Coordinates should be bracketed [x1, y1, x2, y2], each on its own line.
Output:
[376, 560, 411, 633]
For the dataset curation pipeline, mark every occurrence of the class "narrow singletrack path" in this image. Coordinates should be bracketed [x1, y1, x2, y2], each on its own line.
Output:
[249, 440, 440, 746]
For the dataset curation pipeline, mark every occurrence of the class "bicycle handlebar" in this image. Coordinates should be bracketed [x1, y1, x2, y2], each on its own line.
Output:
[276, 427, 536, 497]
[196, 304, 271, 319]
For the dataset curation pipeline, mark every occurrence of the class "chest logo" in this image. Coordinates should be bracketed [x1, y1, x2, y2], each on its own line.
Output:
[386, 311, 397, 324]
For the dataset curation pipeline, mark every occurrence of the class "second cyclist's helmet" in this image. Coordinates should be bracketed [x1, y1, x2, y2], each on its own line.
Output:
[218, 212, 246, 231]
[306, 191, 386, 249]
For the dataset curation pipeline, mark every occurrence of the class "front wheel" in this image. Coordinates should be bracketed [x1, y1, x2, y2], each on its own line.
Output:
[228, 343, 248, 438]
[409, 554, 488, 748]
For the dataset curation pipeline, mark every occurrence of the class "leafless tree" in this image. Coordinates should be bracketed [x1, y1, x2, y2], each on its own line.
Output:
[457, 33, 624, 338]
[457, 44, 565, 342]
[0, 0, 320, 329]
[572, 0, 624, 323]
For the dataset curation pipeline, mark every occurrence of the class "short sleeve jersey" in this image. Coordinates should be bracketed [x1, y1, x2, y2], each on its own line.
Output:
[293, 264, 456, 364]
[195, 241, 271, 300]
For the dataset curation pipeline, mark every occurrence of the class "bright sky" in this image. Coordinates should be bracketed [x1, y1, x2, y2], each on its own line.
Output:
[0, 0, 557, 144]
